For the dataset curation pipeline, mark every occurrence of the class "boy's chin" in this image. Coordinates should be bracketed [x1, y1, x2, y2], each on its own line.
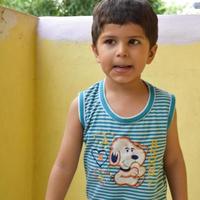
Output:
[106, 77, 142, 85]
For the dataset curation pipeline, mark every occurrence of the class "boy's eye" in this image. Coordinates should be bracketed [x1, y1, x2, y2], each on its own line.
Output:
[104, 39, 116, 45]
[129, 39, 140, 45]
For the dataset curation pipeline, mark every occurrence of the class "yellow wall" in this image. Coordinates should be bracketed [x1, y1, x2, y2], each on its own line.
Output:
[0, 7, 37, 200]
[36, 40, 200, 200]
[35, 41, 102, 200]
[144, 43, 200, 200]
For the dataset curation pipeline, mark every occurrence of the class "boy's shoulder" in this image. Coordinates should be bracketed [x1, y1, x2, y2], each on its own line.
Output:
[147, 82, 176, 120]
[80, 80, 102, 96]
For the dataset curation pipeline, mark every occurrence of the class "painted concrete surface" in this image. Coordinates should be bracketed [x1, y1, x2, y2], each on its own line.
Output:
[36, 15, 200, 200]
[0, 6, 37, 200]
[0, 8, 17, 39]
[38, 15, 200, 44]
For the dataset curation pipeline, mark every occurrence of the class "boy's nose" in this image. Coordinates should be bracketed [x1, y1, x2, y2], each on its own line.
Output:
[116, 43, 128, 57]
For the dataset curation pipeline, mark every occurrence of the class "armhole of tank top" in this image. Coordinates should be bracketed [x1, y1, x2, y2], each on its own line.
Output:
[78, 91, 85, 129]
[167, 94, 176, 129]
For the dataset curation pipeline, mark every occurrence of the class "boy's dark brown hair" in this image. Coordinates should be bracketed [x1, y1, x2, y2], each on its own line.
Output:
[92, 0, 158, 48]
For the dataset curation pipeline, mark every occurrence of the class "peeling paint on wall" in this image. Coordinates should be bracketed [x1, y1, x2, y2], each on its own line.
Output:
[38, 15, 200, 45]
[0, 7, 17, 39]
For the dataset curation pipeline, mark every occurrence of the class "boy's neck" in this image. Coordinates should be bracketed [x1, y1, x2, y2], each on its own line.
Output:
[104, 77, 149, 118]
[104, 77, 148, 96]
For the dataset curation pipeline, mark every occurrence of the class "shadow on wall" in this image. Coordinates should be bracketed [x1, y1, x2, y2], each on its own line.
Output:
[1, 6, 200, 200]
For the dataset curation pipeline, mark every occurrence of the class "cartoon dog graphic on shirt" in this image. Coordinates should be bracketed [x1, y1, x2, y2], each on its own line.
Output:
[109, 137, 147, 187]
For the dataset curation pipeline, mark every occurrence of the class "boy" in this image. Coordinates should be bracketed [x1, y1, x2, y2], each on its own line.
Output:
[46, 0, 187, 199]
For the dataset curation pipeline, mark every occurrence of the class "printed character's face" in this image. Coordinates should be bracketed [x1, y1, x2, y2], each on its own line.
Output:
[120, 144, 146, 169]
[92, 23, 157, 85]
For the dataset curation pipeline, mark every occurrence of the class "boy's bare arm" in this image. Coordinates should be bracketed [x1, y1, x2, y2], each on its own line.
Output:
[164, 110, 188, 200]
[45, 97, 83, 200]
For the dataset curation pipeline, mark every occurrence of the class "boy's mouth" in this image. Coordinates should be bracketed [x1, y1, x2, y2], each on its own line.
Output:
[113, 65, 133, 72]
[113, 65, 132, 68]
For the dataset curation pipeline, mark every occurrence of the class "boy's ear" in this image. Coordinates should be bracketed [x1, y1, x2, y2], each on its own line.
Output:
[147, 44, 158, 64]
[91, 44, 100, 63]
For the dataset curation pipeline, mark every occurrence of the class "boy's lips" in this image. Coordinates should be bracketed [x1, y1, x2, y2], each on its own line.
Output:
[113, 65, 133, 73]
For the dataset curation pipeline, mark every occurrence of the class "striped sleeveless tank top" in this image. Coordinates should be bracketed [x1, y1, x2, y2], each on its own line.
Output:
[78, 80, 175, 200]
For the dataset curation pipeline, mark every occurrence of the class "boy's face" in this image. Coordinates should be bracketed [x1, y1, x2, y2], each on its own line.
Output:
[92, 23, 157, 85]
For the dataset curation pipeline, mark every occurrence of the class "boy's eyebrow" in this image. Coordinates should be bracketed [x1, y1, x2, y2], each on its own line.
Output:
[127, 35, 146, 39]
[101, 35, 146, 39]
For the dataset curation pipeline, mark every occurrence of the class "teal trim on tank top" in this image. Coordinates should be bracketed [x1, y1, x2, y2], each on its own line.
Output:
[99, 80, 155, 123]
[78, 92, 85, 128]
[167, 94, 176, 128]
